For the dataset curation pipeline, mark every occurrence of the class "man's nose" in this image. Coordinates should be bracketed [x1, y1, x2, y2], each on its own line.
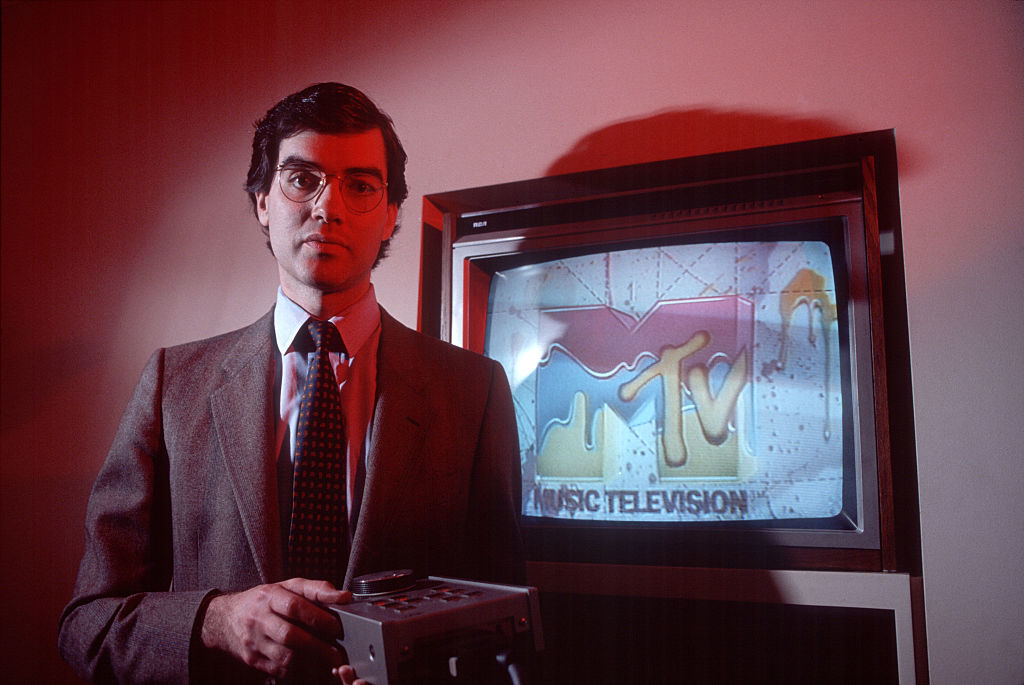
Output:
[312, 177, 346, 223]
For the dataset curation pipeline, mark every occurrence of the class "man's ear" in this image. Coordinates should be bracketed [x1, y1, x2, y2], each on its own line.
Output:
[383, 204, 398, 241]
[255, 192, 270, 227]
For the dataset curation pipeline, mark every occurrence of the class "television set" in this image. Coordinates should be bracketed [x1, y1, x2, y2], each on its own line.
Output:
[420, 130, 919, 575]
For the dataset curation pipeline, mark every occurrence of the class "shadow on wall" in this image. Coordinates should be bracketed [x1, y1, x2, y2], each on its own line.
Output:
[545, 107, 923, 177]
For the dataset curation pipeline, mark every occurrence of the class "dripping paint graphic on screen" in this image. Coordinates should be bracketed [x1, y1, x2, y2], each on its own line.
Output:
[484, 240, 845, 523]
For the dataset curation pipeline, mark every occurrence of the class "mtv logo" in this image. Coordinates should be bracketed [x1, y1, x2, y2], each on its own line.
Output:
[535, 297, 754, 480]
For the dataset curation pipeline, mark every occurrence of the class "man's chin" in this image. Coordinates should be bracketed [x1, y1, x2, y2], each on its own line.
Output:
[309, 276, 371, 300]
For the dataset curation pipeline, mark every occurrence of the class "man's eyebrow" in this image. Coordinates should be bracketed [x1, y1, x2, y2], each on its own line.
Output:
[278, 154, 319, 168]
[343, 166, 386, 181]
[278, 156, 385, 180]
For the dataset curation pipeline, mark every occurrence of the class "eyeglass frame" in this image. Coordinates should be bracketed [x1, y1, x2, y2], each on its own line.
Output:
[274, 163, 389, 214]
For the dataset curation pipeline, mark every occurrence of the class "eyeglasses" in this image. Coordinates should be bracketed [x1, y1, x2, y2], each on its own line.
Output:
[275, 164, 388, 213]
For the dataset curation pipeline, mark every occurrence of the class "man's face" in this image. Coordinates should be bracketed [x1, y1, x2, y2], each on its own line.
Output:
[256, 129, 397, 310]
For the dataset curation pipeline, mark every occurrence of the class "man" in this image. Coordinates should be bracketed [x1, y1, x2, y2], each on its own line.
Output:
[58, 83, 524, 684]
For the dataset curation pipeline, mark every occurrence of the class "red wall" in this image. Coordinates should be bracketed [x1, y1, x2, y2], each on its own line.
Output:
[3, 2, 1022, 682]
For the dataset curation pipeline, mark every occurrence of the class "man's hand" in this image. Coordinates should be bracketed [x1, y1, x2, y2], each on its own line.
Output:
[201, 577, 351, 679]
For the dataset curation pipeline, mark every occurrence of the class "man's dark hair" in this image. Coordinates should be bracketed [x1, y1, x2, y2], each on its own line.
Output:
[245, 82, 408, 265]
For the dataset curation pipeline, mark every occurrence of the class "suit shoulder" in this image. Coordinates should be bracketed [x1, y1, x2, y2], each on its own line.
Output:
[159, 310, 275, 374]
[381, 310, 498, 371]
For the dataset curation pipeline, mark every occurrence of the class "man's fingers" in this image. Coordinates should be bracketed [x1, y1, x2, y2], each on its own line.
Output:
[334, 664, 369, 685]
[281, 577, 351, 604]
[261, 613, 343, 670]
[266, 581, 344, 639]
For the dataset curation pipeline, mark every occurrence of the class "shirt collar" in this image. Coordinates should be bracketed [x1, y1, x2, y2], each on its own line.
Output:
[274, 285, 381, 356]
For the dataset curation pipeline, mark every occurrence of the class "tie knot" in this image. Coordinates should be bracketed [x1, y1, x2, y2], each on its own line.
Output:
[306, 319, 344, 353]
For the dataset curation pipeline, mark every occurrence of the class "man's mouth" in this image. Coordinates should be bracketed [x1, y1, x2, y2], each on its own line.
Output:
[303, 233, 342, 247]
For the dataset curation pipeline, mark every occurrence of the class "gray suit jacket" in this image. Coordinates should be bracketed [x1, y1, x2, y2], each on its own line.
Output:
[58, 308, 523, 684]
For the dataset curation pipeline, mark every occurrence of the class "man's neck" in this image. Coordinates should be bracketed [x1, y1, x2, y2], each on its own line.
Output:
[282, 280, 372, 320]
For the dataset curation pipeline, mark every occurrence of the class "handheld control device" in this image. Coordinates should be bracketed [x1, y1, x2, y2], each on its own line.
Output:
[329, 570, 542, 684]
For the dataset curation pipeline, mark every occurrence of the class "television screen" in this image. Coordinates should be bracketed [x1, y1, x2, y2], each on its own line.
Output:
[427, 131, 917, 572]
[482, 223, 855, 529]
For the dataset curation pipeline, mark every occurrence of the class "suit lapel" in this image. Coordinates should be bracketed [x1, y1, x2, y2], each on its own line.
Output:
[346, 311, 430, 585]
[209, 310, 282, 584]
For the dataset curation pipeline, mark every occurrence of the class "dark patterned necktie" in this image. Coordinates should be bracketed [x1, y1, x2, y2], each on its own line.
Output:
[287, 319, 348, 585]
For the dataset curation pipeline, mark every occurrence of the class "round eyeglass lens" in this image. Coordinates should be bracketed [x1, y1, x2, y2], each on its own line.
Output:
[341, 175, 386, 213]
[278, 167, 324, 203]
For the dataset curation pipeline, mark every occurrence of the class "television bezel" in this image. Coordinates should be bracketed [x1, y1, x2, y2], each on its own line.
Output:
[420, 130, 919, 573]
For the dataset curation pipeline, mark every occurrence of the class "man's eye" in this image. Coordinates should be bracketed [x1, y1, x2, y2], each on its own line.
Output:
[346, 177, 379, 195]
[285, 170, 319, 189]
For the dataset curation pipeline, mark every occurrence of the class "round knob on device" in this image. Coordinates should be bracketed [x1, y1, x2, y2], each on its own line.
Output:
[350, 569, 416, 596]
